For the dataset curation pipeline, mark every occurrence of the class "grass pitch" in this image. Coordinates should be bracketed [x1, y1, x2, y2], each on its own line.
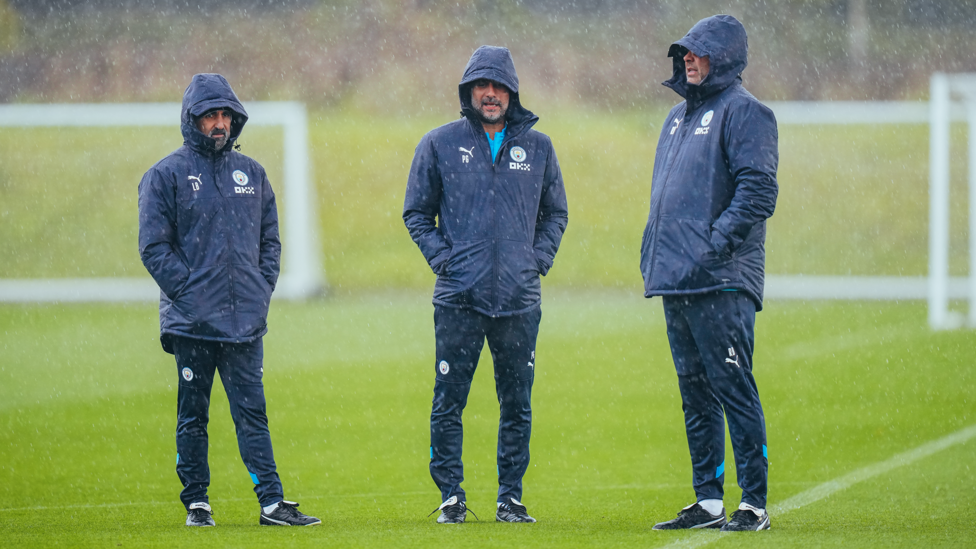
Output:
[1, 294, 974, 547]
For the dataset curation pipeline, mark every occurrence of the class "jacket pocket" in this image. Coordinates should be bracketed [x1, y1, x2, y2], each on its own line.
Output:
[496, 239, 541, 310]
[234, 264, 274, 315]
[657, 218, 738, 289]
[173, 265, 226, 323]
[442, 240, 489, 279]
[433, 240, 491, 308]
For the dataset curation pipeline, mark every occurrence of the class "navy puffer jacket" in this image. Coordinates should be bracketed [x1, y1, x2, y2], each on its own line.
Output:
[138, 73, 280, 353]
[404, 46, 568, 317]
[640, 15, 778, 310]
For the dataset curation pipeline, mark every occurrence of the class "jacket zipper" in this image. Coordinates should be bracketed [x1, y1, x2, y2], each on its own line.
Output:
[217, 153, 239, 337]
[470, 118, 530, 317]
[647, 104, 696, 281]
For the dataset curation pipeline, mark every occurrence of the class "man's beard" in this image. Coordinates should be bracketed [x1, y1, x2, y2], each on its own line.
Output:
[474, 99, 507, 125]
[208, 128, 229, 150]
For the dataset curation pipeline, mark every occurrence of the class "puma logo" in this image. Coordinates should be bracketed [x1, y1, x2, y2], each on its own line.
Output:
[459, 146, 474, 157]
[725, 346, 739, 367]
[187, 174, 202, 191]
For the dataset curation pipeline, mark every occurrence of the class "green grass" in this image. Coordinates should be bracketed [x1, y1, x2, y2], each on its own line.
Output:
[0, 110, 971, 286]
[1, 295, 974, 547]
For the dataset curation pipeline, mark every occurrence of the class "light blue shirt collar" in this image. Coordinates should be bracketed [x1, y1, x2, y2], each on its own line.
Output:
[486, 125, 507, 163]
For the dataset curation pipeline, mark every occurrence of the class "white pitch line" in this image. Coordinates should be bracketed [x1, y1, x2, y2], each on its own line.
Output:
[660, 423, 976, 549]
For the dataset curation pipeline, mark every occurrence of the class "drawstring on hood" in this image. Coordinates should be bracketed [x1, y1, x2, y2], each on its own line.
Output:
[180, 73, 249, 156]
[663, 14, 749, 107]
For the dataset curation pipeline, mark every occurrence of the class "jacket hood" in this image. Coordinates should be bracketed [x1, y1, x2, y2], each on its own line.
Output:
[458, 45, 535, 128]
[663, 14, 748, 103]
[181, 73, 248, 155]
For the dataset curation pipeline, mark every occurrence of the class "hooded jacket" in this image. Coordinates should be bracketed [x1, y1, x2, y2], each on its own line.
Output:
[403, 46, 568, 317]
[639, 15, 778, 310]
[138, 73, 281, 352]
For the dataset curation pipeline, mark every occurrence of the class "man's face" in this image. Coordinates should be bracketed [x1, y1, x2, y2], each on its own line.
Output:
[683, 50, 710, 85]
[196, 109, 233, 150]
[470, 79, 510, 125]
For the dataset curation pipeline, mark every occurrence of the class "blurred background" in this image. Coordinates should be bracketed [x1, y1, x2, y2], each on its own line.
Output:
[2, 0, 975, 106]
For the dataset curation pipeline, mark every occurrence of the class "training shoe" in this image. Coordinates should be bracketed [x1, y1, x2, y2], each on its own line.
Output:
[428, 496, 477, 524]
[186, 502, 215, 527]
[259, 500, 321, 526]
[721, 505, 770, 531]
[652, 502, 726, 530]
[496, 497, 536, 523]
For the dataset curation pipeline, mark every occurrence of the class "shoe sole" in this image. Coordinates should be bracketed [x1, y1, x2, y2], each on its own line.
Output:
[260, 516, 322, 526]
[653, 517, 726, 530]
[496, 514, 537, 523]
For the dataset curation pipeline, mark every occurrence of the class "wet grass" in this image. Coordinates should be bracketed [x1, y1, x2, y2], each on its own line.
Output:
[1, 294, 974, 547]
[0, 110, 970, 285]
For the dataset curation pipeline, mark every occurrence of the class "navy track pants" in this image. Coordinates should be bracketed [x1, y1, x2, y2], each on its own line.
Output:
[662, 291, 768, 509]
[429, 305, 540, 504]
[173, 336, 283, 509]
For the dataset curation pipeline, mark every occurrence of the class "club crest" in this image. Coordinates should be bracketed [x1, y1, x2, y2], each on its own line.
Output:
[510, 146, 526, 162]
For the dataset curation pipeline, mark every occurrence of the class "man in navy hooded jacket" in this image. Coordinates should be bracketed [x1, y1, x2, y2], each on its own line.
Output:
[138, 74, 318, 527]
[404, 46, 568, 524]
[639, 16, 777, 532]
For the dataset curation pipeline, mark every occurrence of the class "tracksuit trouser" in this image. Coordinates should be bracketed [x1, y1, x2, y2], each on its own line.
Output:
[429, 305, 541, 504]
[662, 291, 768, 509]
[173, 335, 283, 509]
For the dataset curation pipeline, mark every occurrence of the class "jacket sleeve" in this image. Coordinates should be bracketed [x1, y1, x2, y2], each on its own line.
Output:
[259, 169, 282, 291]
[138, 166, 190, 300]
[533, 138, 569, 276]
[711, 100, 779, 254]
[403, 134, 451, 275]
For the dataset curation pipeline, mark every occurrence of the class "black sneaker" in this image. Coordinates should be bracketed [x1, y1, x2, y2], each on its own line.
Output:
[428, 496, 477, 524]
[652, 503, 726, 530]
[721, 506, 770, 531]
[496, 497, 536, 523]
[259, 500, 321, 526]
[186, 502, 215, 527]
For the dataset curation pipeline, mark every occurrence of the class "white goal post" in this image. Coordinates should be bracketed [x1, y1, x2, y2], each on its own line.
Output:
[0, 102, 325, 302]
[928, 73, 976, 330]
[761, 98, 970, 321]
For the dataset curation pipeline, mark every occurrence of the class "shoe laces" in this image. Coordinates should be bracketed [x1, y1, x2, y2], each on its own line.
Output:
[500, 499, 528, 516]
[276, 500, 303, 518]
[427, 499, 479, 521]
[188, 507, 213, 521]
[729, 508, 760, 523]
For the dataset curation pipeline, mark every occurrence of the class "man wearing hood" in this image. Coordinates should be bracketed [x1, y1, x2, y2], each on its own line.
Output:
[138, 74, 319, 527]
[404, 46, 568, 524]
[639, 16, 778, 532]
